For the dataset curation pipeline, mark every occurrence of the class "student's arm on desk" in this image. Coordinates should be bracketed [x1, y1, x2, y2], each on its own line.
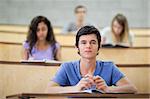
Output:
[46, 77, 94, 93]
[46, 81, 78, 93]
[108, 77, 138, 93]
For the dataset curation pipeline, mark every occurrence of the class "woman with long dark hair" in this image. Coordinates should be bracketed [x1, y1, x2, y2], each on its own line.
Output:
[22, 16, 61, 60]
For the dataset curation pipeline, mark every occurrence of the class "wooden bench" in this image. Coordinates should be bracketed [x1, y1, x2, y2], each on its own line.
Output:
[0, 61, 149, 99]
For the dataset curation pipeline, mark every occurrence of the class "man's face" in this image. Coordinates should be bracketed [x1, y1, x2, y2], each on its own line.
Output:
[75, 8, 86, 21]
[78, 34, 99, 59]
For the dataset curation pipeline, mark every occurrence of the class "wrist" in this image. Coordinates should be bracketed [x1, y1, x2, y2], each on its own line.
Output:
[74, 85, 82, 92]
[106, 86, 116, 93]
[104, 86, 111, 93]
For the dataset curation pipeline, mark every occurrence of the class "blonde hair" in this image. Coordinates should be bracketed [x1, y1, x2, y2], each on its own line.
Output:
[111, 13, 129, 43]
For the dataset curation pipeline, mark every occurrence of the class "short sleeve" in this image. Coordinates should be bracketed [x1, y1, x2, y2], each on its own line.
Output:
[52, 63, 69, 86]
[53, 42, 60, 54]
[23, 41, 29, 49]
[111, 63, 125, 85]
[55, 42, 60, 49]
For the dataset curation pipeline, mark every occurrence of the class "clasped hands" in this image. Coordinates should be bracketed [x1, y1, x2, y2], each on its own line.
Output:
[75, 74, 110, 93]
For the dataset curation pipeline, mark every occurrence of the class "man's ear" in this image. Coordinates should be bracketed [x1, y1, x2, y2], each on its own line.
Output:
[97, 43, 101, 55]
[97, 50, 99, 55]
[75, 45, 80, 55]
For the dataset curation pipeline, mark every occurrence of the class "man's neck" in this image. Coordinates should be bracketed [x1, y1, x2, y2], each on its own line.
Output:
[80, 58, 96, 76]
[76, 19, 85, 27]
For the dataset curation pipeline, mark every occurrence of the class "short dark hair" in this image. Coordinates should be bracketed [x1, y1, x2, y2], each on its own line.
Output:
[75, 26, 101, 50]
[74, 5, 87, 13]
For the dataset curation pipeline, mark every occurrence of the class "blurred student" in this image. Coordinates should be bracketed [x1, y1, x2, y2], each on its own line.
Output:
[62, 5, 90, 34]
[47, 26, 137, 93]
[22, 16, 61, 61]
[101, 13, 134, 47]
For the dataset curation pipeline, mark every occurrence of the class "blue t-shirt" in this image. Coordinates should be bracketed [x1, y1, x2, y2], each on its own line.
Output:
[53, 60, 124, 86]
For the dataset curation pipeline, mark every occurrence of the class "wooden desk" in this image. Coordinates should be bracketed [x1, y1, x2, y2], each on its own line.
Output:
[6, 93, 150, 99]
[0, 30, 150, 47]
[0, 62, 60, 99]
[61, 47, 150, 64]
[0, 42, 150, 64]
[0, 24, 150, 35]
[0, 61, 150, 99]
[0, 60, 61, 66]
[0, 60, 149, 67]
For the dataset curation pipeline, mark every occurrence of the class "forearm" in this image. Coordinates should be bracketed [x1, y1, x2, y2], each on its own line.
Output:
[107, 84, 137, 93]
[46, 86, 79, 93]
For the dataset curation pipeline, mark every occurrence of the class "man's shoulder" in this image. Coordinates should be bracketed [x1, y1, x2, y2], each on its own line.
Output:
[96, 60, 115, 67]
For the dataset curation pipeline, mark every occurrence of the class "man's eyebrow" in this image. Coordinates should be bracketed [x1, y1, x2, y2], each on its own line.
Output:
[90, 40, 97, 42]
[80, 40, 86, 42]
[80, 39, 97, 42]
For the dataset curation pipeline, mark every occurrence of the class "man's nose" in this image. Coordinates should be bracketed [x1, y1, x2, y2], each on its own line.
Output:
[86, 43, 91, 48]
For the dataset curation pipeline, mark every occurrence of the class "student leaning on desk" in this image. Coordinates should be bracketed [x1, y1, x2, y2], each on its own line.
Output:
[46, 25, 137, 93]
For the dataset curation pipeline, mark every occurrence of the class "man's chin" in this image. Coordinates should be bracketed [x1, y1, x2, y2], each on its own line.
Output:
[82, 55, 96, 59]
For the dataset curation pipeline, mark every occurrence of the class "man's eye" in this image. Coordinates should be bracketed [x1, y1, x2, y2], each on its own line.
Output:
[91, 41, 96, 44]
[81, 42, 86, 44]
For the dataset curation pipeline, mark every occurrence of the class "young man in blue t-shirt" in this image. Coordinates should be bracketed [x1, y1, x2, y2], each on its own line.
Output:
[47, 26, 137, 93]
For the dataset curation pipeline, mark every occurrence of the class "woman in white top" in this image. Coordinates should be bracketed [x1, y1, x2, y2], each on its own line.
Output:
[101, 13, 134, 47]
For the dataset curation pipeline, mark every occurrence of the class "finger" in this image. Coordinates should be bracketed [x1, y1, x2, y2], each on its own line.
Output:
[94, 75, 102, 80]
[95, 79, 104, 83]
[83, 74, 94, 81]
[96, 82, 105, 87]
[94, 75, 101, 78]
[82, 77, 94, 85]
[81, 84, 89, 90]
[87, 78, 95, 84]
[85, 81, 94, 89]
[81, 83, 92, 90]
[97, 84, 107, 90]
[86, 83, 92, 89]
[81, 81, 93, 88]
